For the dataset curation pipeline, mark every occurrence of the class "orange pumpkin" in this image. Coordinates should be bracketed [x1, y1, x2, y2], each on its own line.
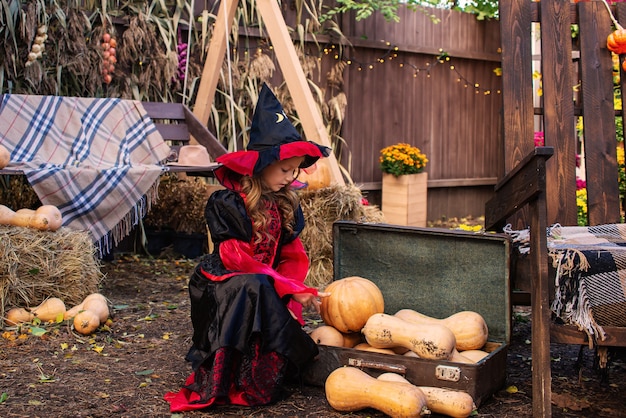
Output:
[297, 159, 332, 190]
[320, 276, 384, 333]
[607, 29, 626, 55]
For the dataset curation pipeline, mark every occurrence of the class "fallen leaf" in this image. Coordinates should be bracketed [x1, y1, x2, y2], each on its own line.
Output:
[506, 385, 518, 394]
[551, 392, 591, 411]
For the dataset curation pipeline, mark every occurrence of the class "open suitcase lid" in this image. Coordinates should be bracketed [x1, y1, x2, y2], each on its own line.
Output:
[332, 221, 511, 345]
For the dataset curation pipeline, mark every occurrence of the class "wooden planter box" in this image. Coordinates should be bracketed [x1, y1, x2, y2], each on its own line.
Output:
[381, 172, 427, 227]
[303, 221, 511, 407]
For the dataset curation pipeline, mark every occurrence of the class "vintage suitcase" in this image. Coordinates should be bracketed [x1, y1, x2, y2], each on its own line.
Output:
[303, 221, 511, 407]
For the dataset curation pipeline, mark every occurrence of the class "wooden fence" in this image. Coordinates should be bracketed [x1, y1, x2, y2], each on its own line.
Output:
[208, 3, 503, 221]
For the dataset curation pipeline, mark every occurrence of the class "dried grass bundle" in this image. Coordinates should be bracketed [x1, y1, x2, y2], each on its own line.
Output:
[0, 226, 103, 319]
[299, 184, 384, 288]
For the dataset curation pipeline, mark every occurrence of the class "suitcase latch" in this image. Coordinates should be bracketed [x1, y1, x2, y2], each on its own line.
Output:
[435, 365, 461, 382]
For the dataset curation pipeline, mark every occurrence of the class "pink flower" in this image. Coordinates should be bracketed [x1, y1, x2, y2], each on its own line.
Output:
[576, 177, 586, 190]
[534, 131, 545, 147]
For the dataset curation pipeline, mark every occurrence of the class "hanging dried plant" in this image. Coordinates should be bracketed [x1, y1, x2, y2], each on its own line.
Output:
[248, 49, 275, 82]
[327, 60, 346, 88]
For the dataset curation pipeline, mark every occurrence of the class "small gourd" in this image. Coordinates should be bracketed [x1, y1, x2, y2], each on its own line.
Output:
[394, 309, 489, 351]
[320, 276, 384, 333]
[362, 313, 456, 360]
[73, 310, 100, 335]
[325, 366, 430, 417]
[30, 297, 66, 322]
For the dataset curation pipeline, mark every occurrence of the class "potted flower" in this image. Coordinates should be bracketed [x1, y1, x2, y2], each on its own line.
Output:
[379, 143, 429, 227]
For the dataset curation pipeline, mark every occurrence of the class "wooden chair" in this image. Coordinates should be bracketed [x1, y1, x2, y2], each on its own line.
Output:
[488, 2, 626, 416]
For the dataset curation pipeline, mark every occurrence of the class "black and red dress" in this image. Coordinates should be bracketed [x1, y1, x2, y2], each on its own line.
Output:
[164, 188, 319, 412]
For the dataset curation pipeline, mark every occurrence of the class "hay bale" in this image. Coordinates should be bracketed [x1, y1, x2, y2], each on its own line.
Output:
[0, 226, 104, 318]
[299, 184, 385, 289]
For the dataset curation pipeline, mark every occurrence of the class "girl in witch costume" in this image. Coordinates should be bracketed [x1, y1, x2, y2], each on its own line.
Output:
[164, 84, 331, 412]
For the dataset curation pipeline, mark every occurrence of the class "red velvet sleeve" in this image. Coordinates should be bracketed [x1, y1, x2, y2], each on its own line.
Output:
[219, 238, 318, 298]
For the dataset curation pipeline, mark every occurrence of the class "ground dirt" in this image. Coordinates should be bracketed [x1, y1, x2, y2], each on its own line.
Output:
[1, 250, 626, 418]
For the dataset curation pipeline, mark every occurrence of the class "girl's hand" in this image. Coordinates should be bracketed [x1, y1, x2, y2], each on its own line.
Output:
[292, 291, 330, 314]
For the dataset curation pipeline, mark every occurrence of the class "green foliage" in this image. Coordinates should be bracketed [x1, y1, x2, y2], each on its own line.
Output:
[320, 0, 498, 23]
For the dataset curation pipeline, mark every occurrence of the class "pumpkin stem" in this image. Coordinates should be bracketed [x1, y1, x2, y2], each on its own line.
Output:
[602, 0, 624, 31]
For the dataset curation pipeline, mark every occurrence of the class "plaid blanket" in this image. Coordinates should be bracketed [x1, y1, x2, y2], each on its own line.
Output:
[0, 95, 171, 255]
[505, 224, 626, 344]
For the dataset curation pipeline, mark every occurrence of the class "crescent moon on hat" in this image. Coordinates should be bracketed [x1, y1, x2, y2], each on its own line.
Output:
[275, 112, 285, 123]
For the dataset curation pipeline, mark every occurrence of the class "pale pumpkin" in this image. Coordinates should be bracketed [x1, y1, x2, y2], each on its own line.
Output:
[0, 144, 10, 169]
[320, 276, 384, 333]
[362, 313, 456, 360]
[30, 297, 66, 322]
[309, 325, 344, 347]
[394, 309, 488, 351]
[325, 366, 430, 417]
[5, 307, 34, 326]
[73, 310, 100, 335]
[377, 373, 476, 418]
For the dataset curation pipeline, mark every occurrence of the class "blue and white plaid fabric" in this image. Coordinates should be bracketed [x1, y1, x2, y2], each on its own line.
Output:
[0, 95, 171, 254]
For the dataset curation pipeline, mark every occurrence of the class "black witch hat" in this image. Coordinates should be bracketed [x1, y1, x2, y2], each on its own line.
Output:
[215, 84, 330, 187]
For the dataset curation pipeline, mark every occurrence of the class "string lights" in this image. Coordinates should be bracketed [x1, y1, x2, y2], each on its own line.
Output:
[233, 40, 501, 96]
[320, 41, 501, 96]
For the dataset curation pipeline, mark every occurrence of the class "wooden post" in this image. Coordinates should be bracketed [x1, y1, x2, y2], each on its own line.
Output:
[192, 0, 345, 186]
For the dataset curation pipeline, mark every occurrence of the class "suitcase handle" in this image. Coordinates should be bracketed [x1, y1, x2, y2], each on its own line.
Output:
[347, 357, 407, 374]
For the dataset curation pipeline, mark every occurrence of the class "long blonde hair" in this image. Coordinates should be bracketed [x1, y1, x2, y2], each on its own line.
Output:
[240, 176, 299, 244]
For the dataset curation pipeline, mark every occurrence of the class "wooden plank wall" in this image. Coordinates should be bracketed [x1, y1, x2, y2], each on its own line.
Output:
[201, 3, 502, 220]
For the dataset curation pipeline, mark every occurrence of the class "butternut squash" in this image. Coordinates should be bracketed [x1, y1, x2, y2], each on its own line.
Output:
[353, 342, 397, 355]
[82, 298, 109, 324]
[30, 297, 66, 322]
[325, 366, 430, 417]
[377, 373, 476, 418]
[35, 205, 63, 231]
[362, 313, 456, 360]
[0, 144, 10, 169]
[309, 325, 344, 347]
[73, 310, 100, 335]
[459, 349, 490, 363]
[394, 309, 488, 351]
[416, 386, 476, 418]
[5, 307, 34, 326]
[63, 303, 85, 320]
[64, 293, 108, 321]
[449, 349, 474, 364]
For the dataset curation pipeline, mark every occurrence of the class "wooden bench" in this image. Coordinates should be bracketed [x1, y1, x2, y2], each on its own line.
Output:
[0, 98, 227, 176]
